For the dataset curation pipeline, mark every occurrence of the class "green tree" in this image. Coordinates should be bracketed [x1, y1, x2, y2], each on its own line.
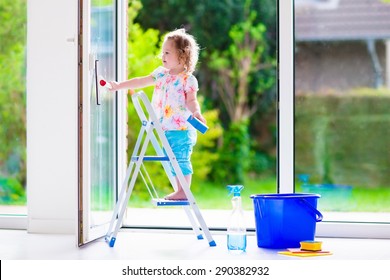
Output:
[208, 0, 275, 183]
[0, 0, 27, 196]
[137, 0, 244, 50]
[129, 0, 278, 186]
[126, 1, 223, 199]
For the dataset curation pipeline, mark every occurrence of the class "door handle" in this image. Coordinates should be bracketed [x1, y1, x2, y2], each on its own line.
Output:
[94, 59, 101, 105]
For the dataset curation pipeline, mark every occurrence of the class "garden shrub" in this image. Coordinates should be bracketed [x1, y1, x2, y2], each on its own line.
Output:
[295, 89, 390, 187]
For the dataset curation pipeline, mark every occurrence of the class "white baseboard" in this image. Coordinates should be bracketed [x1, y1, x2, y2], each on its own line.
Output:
[27, 217, 75, 234]
[317, 222, 390, 239]
[0, 215, 28, 230]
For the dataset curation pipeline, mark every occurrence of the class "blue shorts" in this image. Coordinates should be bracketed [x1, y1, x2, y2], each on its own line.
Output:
[163, 130, 197, 176]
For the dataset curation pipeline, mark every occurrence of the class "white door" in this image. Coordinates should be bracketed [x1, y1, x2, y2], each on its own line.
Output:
[78, 0, 119, 246]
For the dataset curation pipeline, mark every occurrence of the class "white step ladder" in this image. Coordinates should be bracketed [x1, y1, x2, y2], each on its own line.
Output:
[105, 91, 216, 248]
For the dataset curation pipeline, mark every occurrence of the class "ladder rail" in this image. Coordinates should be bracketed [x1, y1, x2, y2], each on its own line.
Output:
[132, 91, 179, 190]
[106, 120, 150, 239]
[106, 121, 154, 244]
[133, 91, 196, 200]
[106, 91, 216, 247]
[139, 163, 159, 200]
[133, 91, 216, 246]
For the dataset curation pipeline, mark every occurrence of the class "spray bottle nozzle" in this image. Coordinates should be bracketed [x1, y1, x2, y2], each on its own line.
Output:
[227, 185, 244, 197]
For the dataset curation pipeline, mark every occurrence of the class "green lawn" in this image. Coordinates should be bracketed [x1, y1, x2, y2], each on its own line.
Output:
[128, 175, 276, 210]
[191, 176, 277, 210]
[296, 183, 390, 212]
[128, 175, 390, 212]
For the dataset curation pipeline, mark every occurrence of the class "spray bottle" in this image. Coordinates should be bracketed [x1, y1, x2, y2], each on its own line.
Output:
[227, 185, 247, 252]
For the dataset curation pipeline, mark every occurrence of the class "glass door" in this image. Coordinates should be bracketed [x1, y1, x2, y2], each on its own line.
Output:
[121, 0, 278, 230]
[294, 0, 390, 235]
[78, 0, 118, 246]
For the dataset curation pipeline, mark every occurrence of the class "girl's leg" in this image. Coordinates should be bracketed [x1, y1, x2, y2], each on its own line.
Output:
[164, 130, 196, 200]
[165, 174, 192, 200]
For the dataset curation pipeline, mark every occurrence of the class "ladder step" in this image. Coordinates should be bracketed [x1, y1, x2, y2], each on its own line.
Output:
[152, 198, 190, 206]
[131, 156, 170, 162]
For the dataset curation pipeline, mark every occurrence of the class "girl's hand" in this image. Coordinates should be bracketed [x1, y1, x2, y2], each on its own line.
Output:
[108, 81, 120, 91]
[104, 81, 135, 95]
[192, 111, 206, 124]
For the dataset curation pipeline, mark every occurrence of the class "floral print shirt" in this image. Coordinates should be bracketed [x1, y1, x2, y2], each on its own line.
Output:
[151, 66, 198, 131]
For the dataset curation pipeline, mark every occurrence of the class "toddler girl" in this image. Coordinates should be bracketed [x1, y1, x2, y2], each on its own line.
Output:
[109, 28, 206, 200]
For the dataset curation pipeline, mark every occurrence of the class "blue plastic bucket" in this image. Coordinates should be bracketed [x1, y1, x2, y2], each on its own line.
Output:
[250, 193, 323, 249]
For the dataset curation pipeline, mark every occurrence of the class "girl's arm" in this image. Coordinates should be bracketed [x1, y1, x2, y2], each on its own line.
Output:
[109, 75, 154, 92]
[186, 91, 206, 123]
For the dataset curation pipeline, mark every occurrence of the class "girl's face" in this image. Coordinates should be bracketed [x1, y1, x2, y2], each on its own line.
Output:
[161, 39, 183, 73]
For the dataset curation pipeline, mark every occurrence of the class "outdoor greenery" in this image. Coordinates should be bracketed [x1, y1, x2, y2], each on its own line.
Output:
[0, 0, 27, 204]
[295, 90, 390, 187]
[129, 175, 390, 212]
[127, 0, 277, 196]
[1, 0, 390, 214]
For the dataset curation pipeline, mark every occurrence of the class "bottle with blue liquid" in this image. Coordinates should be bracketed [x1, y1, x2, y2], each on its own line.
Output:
[227, 185, 247, 252]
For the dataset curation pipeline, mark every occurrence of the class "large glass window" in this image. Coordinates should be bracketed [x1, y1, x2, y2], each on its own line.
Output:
[0, 0, 27, 216]
[294, 0, 390, 224]
[121, 0, 278, 229]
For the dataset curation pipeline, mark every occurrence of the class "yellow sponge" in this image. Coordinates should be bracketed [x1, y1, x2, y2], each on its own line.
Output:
[300, 240, 322, 251]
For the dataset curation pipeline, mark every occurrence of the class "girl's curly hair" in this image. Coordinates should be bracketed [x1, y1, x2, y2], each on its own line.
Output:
[162, 28, 200, 74]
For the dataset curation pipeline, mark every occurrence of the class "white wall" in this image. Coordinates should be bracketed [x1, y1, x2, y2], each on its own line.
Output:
[27, 0, 78, 234]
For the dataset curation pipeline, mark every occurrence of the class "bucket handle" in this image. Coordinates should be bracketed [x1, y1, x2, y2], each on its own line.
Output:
[299, 199, 323, 222]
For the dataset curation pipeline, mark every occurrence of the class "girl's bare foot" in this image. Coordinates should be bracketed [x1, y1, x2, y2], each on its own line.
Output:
[164, 190, 187, 200]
